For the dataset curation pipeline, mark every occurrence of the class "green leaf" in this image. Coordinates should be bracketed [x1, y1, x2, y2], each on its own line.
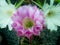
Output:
[55, 0, 60, 2]
[31, 0, 42, 9]
[36, 0, 42, 5]
[16, 0, 24, 8]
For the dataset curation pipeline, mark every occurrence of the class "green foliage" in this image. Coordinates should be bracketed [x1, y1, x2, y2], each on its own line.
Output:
[55, 0, 60, 2]
[40, 28, 58, 45]
[35, 0, 42, 6]
[0, 27, 19, 45]
[0, 27, 59, 45]
[56, 27, 60, 45]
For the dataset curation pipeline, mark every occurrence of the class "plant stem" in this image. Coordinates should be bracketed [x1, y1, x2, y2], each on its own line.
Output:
[31, 0, 42, 9]
[21, 37, 25, 45]
[16, 0, 24, 8]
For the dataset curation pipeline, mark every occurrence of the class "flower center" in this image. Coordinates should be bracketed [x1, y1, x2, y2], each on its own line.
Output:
[7, 10, 13, 16]
[23, 18, 35, 29]
[47, 11, 54, 17]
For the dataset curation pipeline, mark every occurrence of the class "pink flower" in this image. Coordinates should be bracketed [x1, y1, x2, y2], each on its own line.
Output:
[11, 5, 44, 39]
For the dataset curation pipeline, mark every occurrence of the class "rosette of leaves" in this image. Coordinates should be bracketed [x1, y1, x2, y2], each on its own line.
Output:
[56, 27, 60, 45]
[40, 28, 58, 45]
[0, 27, 19, 45]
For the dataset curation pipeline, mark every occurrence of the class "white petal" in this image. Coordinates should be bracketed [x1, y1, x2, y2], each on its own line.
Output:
[42, 3, 50, 16]
[0, 0, 8, 7]
[46, 19, 57, 31]
[50, 0, 54, 6]
[43, 3, 49, 11]
[8, 24, 12, 31]
[52, 17, 60, 26]
[0, 0, 16, 30]
[7, 18, 13, 30]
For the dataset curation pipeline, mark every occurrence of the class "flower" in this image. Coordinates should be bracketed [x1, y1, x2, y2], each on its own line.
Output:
[0, 0, 16, 30]
[12, 5, 44, 39]
[42, 0, 60, 31]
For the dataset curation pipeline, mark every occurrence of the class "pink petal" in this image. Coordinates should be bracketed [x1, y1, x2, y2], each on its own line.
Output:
[12, 23, 17, 28]
[17, 30, 24, 36]
[33, 29, 40, 36]
[25, 31, 32, 39]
